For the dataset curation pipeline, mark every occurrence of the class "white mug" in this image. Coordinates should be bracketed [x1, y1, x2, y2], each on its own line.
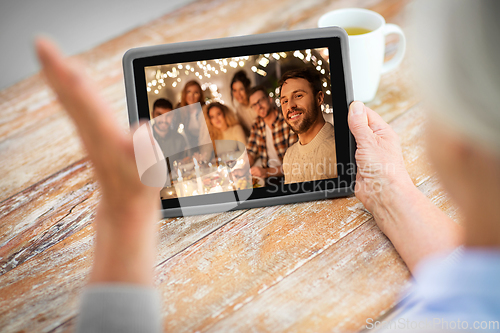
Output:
[318, 8, 406, 102]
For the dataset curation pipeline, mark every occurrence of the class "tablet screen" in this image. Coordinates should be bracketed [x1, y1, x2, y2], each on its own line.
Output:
[131, 36, 353, 211]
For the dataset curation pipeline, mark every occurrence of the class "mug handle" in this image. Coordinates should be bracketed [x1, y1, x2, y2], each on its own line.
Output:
[381, 23, 406, 74]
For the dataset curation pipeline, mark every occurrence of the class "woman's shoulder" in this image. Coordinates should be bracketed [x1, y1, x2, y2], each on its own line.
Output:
[234, 124, 247, 136]
[229, 124, 244, 132]
[225, 124, 246, 143]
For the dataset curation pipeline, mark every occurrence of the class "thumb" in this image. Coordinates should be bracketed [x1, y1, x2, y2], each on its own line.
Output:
[348, 101, 373, 142]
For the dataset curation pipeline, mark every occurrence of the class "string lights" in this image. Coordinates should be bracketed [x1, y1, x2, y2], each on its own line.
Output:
[201, 82, 224, 103]
[146, 56, 250, 96]
[145, 48, 332, 112]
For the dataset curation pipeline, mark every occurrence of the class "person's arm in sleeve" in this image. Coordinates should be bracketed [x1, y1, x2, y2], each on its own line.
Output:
[77, 285, 162, 333]
[348, 101, 464, 273]
[36, 38, 162, 333]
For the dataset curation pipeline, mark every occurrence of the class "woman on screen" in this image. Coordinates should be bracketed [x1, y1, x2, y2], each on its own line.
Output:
[178, 80, 205, 145]
[230, 70, 256, 136]
[205, 102, 247, 156]
[178, 80, 212, 160]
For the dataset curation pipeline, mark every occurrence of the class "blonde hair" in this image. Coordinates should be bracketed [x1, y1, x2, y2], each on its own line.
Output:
[204, 102, 239, 140]
[412, 0, 500, 155]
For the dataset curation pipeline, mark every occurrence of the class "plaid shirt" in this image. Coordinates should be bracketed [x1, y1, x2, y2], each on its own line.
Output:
[246, 110, 298, 168]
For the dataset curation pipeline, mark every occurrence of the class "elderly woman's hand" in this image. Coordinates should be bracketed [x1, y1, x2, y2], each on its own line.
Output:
[36, 37, 161, 286]
[348, 101, 414, 220]
[348, 101, 463, 271]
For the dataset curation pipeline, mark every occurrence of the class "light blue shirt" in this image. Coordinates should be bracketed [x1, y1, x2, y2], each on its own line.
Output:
[374, 247, 500, 332]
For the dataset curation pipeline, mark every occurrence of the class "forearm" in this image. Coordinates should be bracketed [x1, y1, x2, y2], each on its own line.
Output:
[248, 154, 255, 167]
[89, 200, 160, 286]
[36, 38, 164, 332]
[372, 182, 464, 273]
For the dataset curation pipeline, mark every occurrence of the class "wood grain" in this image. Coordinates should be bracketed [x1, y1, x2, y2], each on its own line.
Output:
[204, 219, 409, 333]
[0, 159, 97, 276]
[0, 209, 251, 332]
[153, 198, 370, 332]
[0, 100, 441, 333]
[0, 152, 249, 277]
[203, 180, 460, 333]
[0, 0, 456, 332]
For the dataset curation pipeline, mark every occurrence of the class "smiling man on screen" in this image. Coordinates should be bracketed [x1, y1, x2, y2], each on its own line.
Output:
[280, 68, 337, 184]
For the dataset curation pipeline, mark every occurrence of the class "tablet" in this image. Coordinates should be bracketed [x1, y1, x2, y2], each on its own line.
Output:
[123, 27, 355, 217]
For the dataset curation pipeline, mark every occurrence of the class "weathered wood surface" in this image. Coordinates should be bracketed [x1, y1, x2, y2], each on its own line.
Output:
[0, 210, 252, 332]
[204, 178, 460, 333]
[0, 101, 450, 332]
[0, 0, 459, 332]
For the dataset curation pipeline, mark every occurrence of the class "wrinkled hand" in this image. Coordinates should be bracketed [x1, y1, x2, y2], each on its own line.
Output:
[36, 37, 160, 285]
[348, 101, 414, 216]
[348, 102, 464, 271]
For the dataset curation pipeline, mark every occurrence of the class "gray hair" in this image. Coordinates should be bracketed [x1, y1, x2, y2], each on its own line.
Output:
[411, 0, 500, 154]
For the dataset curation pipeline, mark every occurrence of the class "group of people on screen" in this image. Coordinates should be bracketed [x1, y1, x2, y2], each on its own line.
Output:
[151, 67, 337, 186]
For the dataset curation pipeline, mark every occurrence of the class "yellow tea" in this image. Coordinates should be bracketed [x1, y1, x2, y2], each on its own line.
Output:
[344, 27, 372, 36]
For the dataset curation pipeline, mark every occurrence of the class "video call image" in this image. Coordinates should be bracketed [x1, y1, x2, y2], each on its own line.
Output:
[144, 47, 337, 200]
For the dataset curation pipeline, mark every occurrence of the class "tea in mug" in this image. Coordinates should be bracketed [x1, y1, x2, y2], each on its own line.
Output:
[344, 27, 372, 36]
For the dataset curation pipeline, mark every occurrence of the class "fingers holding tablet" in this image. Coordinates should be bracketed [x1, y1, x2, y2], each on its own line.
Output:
[348, 101, 413, 213]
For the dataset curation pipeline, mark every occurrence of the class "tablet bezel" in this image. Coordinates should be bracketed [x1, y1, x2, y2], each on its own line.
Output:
[123, 27, 355, 217]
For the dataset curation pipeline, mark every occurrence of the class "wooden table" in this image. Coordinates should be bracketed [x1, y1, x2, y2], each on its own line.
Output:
[0, 0, 460, 332]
